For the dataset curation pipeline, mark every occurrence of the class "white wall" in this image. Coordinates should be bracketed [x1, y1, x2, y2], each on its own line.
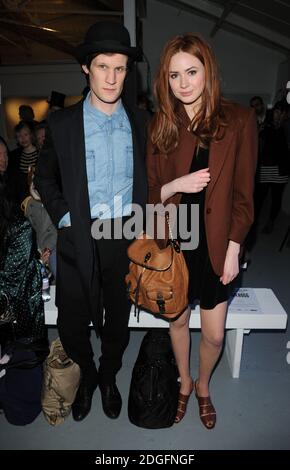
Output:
[0, 63, 85, 98]
[142, 0, 286, 107]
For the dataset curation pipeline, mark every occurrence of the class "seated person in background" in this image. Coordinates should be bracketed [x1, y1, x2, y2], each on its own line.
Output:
[35, 122, 47, 150]
[21, 167, 57, 279]
[0, 174, 46, 343]
[9, 121, 39, 204]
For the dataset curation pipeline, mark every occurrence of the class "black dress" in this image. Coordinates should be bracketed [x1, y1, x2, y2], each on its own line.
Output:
[178, 146, 230, 309]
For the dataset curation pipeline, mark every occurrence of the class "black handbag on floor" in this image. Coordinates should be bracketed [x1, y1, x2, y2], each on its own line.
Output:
[0, 338, 49, 425]
[128, 330, 179, 429]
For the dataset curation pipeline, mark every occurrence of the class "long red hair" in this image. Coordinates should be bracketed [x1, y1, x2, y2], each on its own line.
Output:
[150, 34, 228, 154]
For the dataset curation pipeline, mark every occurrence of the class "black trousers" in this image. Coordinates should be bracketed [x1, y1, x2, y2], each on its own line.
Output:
[56, 225, 131, 384]
[255, 182, 287, 223]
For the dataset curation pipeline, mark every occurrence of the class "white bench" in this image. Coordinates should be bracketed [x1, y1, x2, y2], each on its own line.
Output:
[45, 287, 288, 379]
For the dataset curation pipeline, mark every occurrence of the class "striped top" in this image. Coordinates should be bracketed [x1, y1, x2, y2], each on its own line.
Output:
[259, 165, 289, 184]
[19, 149, 38, 174]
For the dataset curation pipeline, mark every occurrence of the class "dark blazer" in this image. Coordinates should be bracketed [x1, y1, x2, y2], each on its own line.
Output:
[147, 102, 258, 276]
[34, 99, 148, 321]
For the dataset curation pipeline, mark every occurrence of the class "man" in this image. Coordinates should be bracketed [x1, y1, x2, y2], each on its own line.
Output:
[250, 96, 267, 132]
[18, 104, 39, 129]
[34, 21, 147, 421]
[243, 96, 267, 254]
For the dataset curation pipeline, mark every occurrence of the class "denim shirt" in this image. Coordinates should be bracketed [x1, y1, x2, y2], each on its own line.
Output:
[58, 93, 133, 227]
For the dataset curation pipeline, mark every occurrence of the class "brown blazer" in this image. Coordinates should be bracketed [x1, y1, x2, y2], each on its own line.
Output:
[147, 102, 258, 276]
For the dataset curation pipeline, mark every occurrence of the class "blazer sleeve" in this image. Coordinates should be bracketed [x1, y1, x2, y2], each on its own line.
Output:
[146, 139, 170, 246]
[146, 140, 163, 206]
[34, 123, 69, 228]
[228, 108, 258, 244]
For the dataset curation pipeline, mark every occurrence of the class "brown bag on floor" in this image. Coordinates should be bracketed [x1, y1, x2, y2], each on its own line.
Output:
[126, 218, 189, 320]
[41, 338, 81, 426]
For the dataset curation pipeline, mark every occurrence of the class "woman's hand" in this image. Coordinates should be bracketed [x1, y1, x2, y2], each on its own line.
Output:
[161, 168, 210, 203]
[174, 168, 211, 194]
[220, 241, 240, 285]
[41, 248, 51, 265]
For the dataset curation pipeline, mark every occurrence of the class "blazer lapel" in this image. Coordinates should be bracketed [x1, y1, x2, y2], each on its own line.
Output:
[175, 105, 197, 178]
[69, 102, 91, 228]
[176, 126, 197, 178]
[123, 103, 142, 169]
[123, 101, 148, 208]
[207, 126, 234, 200]
[67, 102, 96, 292]
[177, 104, 235, 201]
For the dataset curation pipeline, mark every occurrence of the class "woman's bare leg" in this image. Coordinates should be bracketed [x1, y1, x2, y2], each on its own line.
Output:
[169, 306, 193, 394]
[197, 301, 228, 396]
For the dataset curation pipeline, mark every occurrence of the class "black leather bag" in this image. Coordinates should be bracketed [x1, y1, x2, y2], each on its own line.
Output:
[0, 338, 49, 370]
[128, 330, 179, 429]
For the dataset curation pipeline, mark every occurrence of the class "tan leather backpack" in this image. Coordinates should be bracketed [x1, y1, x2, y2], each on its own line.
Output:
[126, 234, 189, 320]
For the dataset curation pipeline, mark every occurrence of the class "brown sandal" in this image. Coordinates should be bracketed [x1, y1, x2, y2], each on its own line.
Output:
[174, 380, 194, 424]
[194, 380, 216, 429]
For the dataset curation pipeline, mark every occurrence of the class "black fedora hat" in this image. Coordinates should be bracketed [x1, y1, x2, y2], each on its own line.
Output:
[75, 21, 140, 64]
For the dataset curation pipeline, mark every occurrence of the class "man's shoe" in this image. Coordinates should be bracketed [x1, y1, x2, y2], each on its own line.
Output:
[99, 383, 122, 419]
[72, 374, 98, 422]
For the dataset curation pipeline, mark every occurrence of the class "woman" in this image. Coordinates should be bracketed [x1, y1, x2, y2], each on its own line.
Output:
[147, 34, 257, 429]
[9, 121, 38, 204]
[21, 166, 57, 280]
[0, 174, 45, 342]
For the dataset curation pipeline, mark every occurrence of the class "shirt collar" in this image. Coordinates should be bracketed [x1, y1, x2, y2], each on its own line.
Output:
[84, 91, 125, 127]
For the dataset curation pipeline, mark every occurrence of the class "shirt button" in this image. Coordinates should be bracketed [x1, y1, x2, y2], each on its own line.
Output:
[206, 208, 212, 214]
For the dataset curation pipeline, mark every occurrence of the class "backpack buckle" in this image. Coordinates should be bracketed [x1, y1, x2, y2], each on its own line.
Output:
[156, 293, 165, 313]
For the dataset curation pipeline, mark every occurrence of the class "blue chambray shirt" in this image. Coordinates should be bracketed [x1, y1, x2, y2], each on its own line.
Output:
[58, 92, 133, 227]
